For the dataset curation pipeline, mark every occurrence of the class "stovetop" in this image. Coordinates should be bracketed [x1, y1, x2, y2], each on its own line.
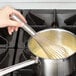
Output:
[0, 10, 76, 76]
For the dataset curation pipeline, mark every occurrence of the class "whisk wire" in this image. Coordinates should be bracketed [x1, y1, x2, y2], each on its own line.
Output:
[34, 35, 69, 59]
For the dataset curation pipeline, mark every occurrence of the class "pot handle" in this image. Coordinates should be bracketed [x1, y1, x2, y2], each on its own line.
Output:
[0, 57, 38, 76]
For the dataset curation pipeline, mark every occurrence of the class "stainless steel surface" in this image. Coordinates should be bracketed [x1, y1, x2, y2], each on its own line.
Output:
[11, 15, 36, 36]
[38, 53, 76, 76]
[28, 28, 76, 76]
[0, 59, 37, 76]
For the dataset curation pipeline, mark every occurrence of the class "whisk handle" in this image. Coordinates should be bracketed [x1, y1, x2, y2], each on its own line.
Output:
[11, 14, 36, 36]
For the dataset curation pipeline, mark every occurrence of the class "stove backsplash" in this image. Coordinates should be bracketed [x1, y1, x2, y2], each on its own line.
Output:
[0, 9, 76, 76]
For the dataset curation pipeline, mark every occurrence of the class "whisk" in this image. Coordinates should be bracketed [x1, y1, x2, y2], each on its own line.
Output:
[34, 35, 69, 59]
[11, 15, 71, 59]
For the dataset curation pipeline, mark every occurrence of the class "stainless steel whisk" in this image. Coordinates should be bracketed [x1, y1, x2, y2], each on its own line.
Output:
[11, 14, 69, 59]
[34, 35, 69, 59]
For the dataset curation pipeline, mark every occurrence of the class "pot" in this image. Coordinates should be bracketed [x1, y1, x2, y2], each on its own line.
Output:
[38, 54, 76, 76]
[28, 28, 76, 76]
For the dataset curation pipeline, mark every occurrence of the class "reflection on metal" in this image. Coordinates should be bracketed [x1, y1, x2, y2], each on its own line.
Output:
[0, 59, 38, 76]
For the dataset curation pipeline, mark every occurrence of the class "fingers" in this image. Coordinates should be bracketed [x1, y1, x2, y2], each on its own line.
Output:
[8, 27, 13, 35]
[2, 6, 27, 24]
[8, 26, 19, 35]
[12, 9, 27, 23]
[0, 6, 27, 35]
[7, 20, 23, 27]
[15, 27, 18, 31]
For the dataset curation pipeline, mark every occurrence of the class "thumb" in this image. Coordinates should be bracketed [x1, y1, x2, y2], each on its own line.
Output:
[6, 20, 23, 27]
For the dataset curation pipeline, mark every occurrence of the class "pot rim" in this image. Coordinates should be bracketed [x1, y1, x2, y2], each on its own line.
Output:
[27, 28, 76, 60]
[35, 28, 76, 37]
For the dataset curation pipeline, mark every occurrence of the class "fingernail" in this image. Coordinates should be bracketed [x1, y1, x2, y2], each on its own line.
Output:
[15, 28, 18, 31]
[9, 32, 12, 35]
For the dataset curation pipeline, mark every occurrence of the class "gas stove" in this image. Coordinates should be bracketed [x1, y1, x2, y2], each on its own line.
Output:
[0, 10, 76, 76]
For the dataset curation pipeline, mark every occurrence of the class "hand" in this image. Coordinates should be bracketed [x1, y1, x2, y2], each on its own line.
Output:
[0, 6, 27, 35]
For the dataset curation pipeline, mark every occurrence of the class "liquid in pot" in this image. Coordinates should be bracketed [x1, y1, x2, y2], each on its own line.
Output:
[28, 29, 76, 59]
